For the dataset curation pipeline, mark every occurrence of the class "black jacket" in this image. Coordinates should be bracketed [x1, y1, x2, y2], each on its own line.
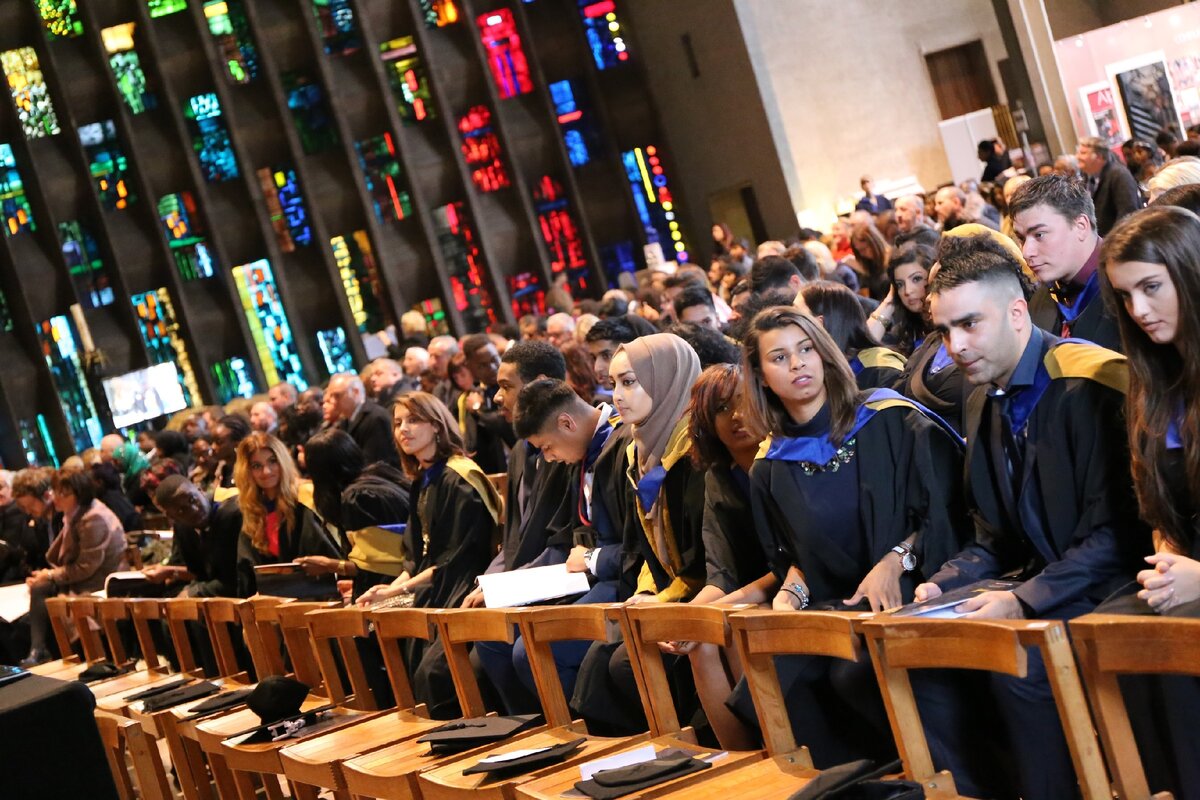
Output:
[1029, 283, 1121, 352]
[236, 503, 341, 597]
[1091, 160, 1141, 236]
[490, 440, 577, 573]
[170, 498, 242, 597]
[343, 399, 400, 468]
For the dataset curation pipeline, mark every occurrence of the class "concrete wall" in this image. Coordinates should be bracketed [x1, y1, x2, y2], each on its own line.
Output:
[734, 0, 1009, 228]
[621, 0, 802, 244]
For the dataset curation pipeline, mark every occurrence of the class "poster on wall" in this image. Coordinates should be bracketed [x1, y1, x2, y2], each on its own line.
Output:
[1106, 51, 1184, 142]
[1169, 56, 1200, 130]
[1079, 81, 1124, 150]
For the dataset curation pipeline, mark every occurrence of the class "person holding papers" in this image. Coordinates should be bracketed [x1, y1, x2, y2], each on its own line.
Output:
[914, 232, 1147, 800]
[356, 392, 501, 718]
[231, 433, 341, 597]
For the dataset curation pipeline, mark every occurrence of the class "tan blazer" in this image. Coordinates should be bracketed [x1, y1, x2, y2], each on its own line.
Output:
[46, 500, 128, 593]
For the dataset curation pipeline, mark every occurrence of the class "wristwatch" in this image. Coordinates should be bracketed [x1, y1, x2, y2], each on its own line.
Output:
[782, 581, 810, 609]
[891, 542, 918, 572]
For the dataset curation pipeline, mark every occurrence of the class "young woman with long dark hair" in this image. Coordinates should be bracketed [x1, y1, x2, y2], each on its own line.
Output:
[800, 281, 906, 390]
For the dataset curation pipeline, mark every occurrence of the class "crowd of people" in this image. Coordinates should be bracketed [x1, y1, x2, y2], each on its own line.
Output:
[3, 134, 1200, 798]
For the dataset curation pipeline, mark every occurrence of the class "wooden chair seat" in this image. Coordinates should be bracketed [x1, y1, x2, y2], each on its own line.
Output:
[638, 752, 820, 800]
[215, 706, 378, 774]
[30, 596, 105, 676]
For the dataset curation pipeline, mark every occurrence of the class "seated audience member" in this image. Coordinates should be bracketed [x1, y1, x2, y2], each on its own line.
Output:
[456, 333, 514, 474]
[571, 333, 704, 734]
[22, 469, 127, 666]
[1000, 174, 1031, 240]
[324, 372, 401, 468]
[211, 414, 251, 490]
[146, 475, 241, 598]
[757, 240, 787, 258]
[100, 433, 125, 465]
[89, 462, 142, 533]
[1010, 173, 1121, 350]
[279, 387, 324, 463]
[0, 471, 44, 583]
[154, 430, 190, 472]
[712, 222, 735, 258]
[363, 357, 409, 408]
[849, 221, 893, 302]
[1146, 155, 1200, 203]
[748, 255, 809, 301]
[935, 185, 996, 232]
[734, 306, 964, 766]
[979, 138, 1012, 183]
[427, 335, 461, 408]
[136, 430, 157, 458]
[865, 243, 936, 356]
[442, 352, 474, 421]
[1096, 206, 1200, 796]
[401, 347, 429, 391]
[188, 434, 217, 493]
[672, 285, 721, 331]
[356, 393, 501, 718]
[519, 314, 547, 341]
[668, 322, 741, 369]
[546, 312, 576, 348]
[718, 255, 752, 302]
[561, 341, 599, 403]
[398, 309, 431, 350]
[112, 441, 151, 505]
[233, 432, 341, 597]
[181, 411, 208, 444]
[10, 469, 55, 574]
[893, 194, 934, 241]
[803, 240, 859, 293]
[584, 316, 642, 396]
[800, 281, 905, 390]
[303, 428, 409, 601]
[916, 232, 1147, 799]
[249, 401, 278, 434]
[267, 381, 298, 415]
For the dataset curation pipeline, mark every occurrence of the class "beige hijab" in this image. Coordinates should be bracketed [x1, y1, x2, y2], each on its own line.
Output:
[617, 333, 701, 475]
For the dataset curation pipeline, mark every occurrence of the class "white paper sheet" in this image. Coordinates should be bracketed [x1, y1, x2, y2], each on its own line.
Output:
[478, 564, 590, 608]
[0, 583, 29, 623]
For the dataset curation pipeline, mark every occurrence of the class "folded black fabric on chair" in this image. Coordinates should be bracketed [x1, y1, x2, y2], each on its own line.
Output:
[185, 687, 255, 717]
[418, 714, 543, 755]
[77, 662, 130, 683]
[573, 754, 711, 799]
[786, 759, 922, 800]
[141, 681, 220, 712]
[462, 737, 587, 776]
[124, 678, 192, 702]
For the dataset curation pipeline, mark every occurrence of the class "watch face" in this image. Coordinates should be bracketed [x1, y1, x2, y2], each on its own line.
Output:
[901, 553, 917, 571]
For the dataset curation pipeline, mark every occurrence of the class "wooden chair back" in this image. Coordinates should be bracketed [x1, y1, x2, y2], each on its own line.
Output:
[273, 601, 340, 692]
[67, 596, 114, 664]
[513, 604, 618, 728]
[432, 608, 518, 717]
[367, 607, 436, 710]
[621, 604, 738, 737]
[729, 610, 868, 758]
[125, 599, 170, 672]
[199, 598, 249, 678]
[161, 598, 203, 675]
[862, 617, 1109, 799]
[304, 607, 378, 711]
[95, 599, 133, 666]
[1070, 613, 1200, 800]
[237, 596, 288, 678]
[46, 596, 80, 663]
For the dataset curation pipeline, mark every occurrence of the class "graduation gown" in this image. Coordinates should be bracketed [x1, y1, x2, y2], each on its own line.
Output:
[1029, 275, 1121, 352]
[236, 502, 341, 597]
[456, 387, 514, 475]
[928, 332, 1149, 614]
[339, 464, 411, 601]
[701, 466, 768, 594]
[849, 346, 906, 392]
[171, 498, 243, 598]
[895, 336, 967, 435]
[491, 440, 577, 573]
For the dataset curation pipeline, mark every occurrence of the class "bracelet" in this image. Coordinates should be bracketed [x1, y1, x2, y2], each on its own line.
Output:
[782, 581, 810, 609]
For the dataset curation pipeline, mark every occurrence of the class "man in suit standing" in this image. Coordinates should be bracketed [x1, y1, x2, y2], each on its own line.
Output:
[1077, 135, 1140, 235]
[323, 372, 399, 467]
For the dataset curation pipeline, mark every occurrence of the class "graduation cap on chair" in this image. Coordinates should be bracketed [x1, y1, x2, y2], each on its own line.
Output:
[222, 676, 334, 745]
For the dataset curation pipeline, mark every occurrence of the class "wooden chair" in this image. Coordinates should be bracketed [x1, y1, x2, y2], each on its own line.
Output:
[95, 709, 174, 800]
[498, 604, 762, 800]
[862, 617, 1109, 800]
[277, 607, 445, 796]
[1070, 613, 1200, 800]
[88, 599, 199, 702]
[29, 595, 108, 677]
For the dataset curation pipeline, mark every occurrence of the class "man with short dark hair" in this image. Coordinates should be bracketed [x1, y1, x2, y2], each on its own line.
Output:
[1010, 174, 1120, 350]
[978, 139, 1012, 183]
[1077, 135, 1141, 235]
[917, 233, 1146, 799]
[324, 373, 400, 468]
[211, 414, 251, 489]
[584, 316, 640, 394]
[458, 333, 514, 473]
[147, 475, 241, 597]
[855, 175, 893, 213]
[672, 285, 720, 331]
[747, 255, 807, 300]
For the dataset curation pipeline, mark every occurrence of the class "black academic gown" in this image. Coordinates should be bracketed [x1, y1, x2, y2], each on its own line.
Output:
[236, 503, 342, 597]
[1028, 278, 1121, 352]
[458, 387, 515, 475]
[170, 498, 243, 598]
[494, 440, 577, 573]
[623, 447, 707, 604]
[343, 399, 401, 468]
[701, 466, 768, 594]
[895, 337, 968, 435]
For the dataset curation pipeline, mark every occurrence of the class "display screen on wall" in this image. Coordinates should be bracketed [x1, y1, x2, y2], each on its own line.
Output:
[355, 133, 413, 223]
[60, 221, 115, 309]
[432, 202, 497, 333]
[508, 272, 545, 319]
[578, 1, 629, 70]
[147, 0, 188, 18]
[533, 175, 590, 298]
[415, 297, 450, 337]
[2, 47, 62, 139]
[549, 79, 598, 167]
[102, 24, 157, 115]
[477, 9, 533, 99]
[131, 287, 201, 406]
[158, 191, 217, 281]
[36, 315, 103, 453]
[283, 71, 340, 154]
[79, 120, 136, 211]
[232, 258, 307, 390]
[331, 230, 386, 333]
[211, 356, 257, 403]
[203, 0, 259, 84]
[380, 37, 435, 124]
[621, 145, 688, 263]
[418, 0, 460, 28]
[312, 0, 361, 56]
[257, 166, 312, 252]
[458, 106, 510, 192]
[38, 1, 84, 38]
[185, 92, 240, 182]
[0, 144, 35, 237]
[316, 326, 354, 377]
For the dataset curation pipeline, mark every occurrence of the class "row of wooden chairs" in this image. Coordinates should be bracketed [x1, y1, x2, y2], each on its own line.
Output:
[46, 593, 1197, 800]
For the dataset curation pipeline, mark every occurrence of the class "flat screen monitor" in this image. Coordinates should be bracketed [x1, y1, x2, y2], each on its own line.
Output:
[102, 363, 188, 429]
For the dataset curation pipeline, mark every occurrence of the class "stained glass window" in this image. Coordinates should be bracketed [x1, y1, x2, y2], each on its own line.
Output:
[458, 106, 509, 193]
[231, 258, 307, 390]
[35, 315, 103, 452]
[331, 231, 386, 333]
[578, 1, 628, 70]
[311, 0, 360, 56]
[20, 416, 58, 467]
[414, 297, 450, 337]
[380, 37, 434, 124]
[316, 327, 354, 377]
[131, 287, 202, 406]
[158, 192, 216, 281]
[78, 120, 136, 210]
[38, 1, 84, 38]
[549, 79, 598, 167]
[477, 9, 533, 99]
[256, 166, 312, 252]
[185, 92, 239, 182]
[211, 356, 256, 403]
[432, 202, 496, 333]
[102, 24, 157, 115]
[60, 221, 115, 309]
[599, 240, 635, 288]
[417, 0, 459, 28]
[0, 144, 35, 237]
[203, 1, 259, 84]
[532, 175, 590, 298]
[621, 145, 688, 262]
[147, 0, 189, 18]
[1, 47, 61, 139]
[354, 134, 413, 223]
[508, 272, 545, 318]
[283, 72, 339, 155]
